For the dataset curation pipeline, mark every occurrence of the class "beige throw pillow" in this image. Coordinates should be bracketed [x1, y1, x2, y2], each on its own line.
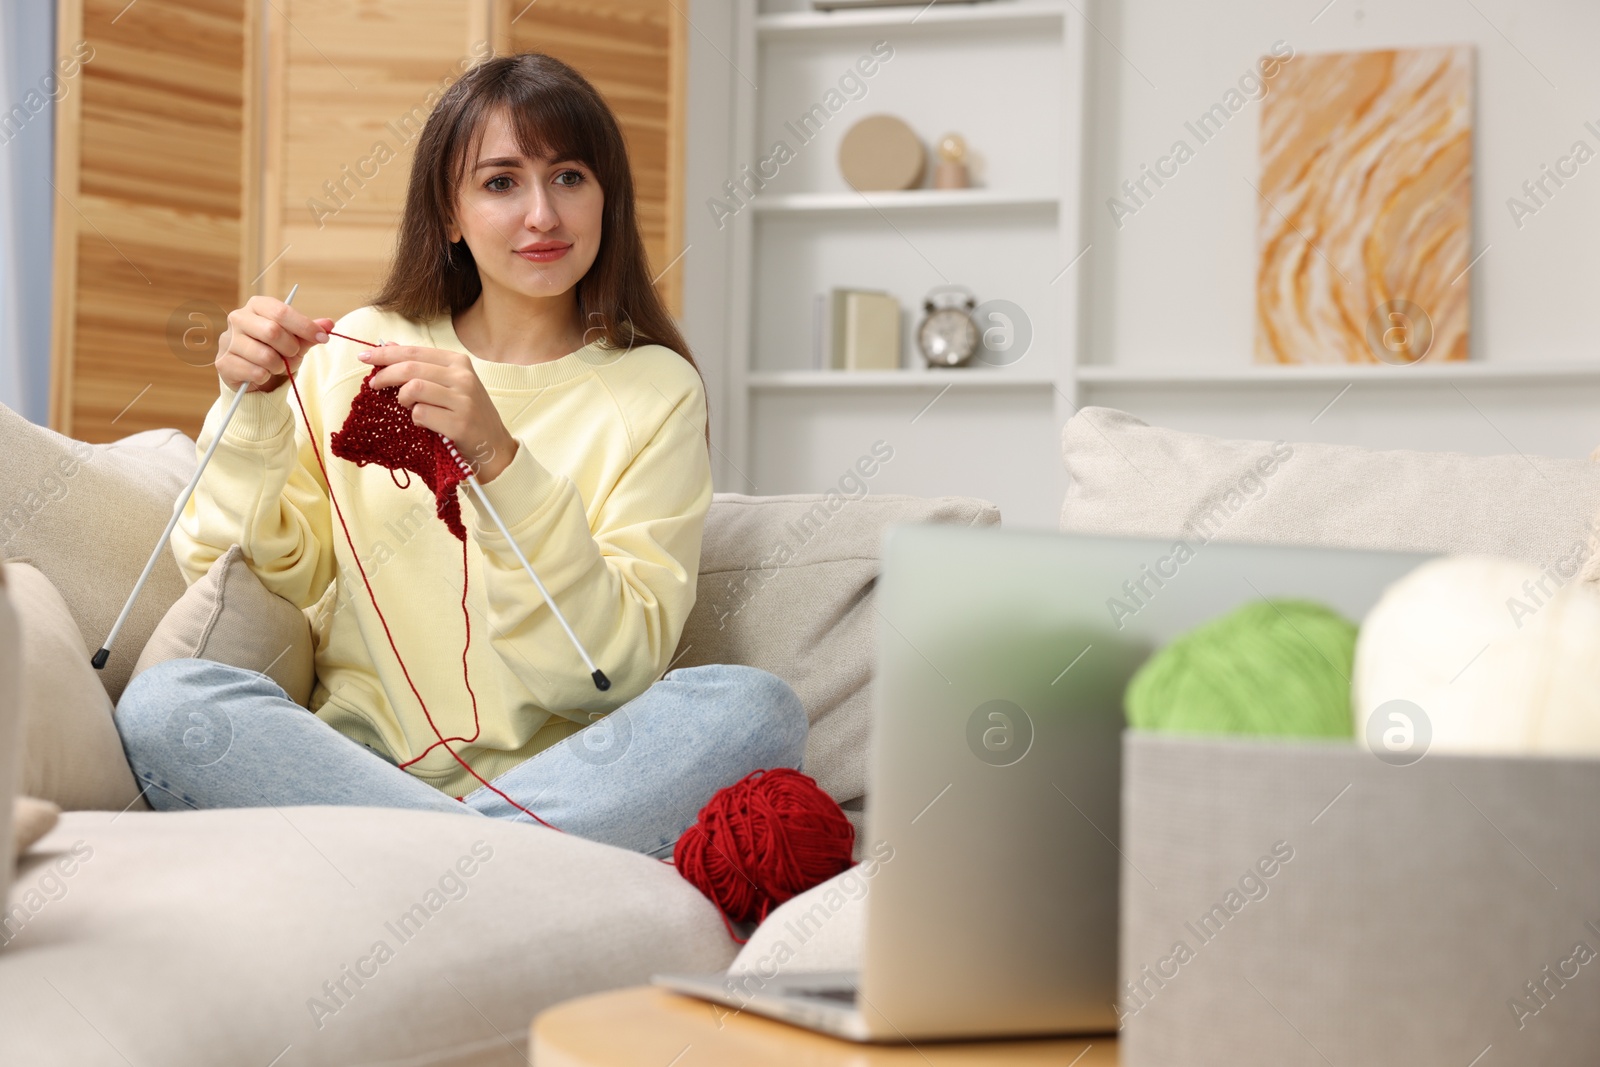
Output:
[12, 797, 59, 859]
[3, 562, 145, 811]
[0, 563, 18, 891]
[1060, 406, 1600, 564]
[1582, 496, 1600, 585]
[131, 544, 315, 707]
[0, 406, 196, 703]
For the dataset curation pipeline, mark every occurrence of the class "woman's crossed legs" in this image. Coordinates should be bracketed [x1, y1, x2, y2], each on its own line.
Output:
[113, 658, 809, 859]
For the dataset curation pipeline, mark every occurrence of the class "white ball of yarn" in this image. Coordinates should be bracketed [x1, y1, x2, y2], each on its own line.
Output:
[1353, 555, 1600, 755]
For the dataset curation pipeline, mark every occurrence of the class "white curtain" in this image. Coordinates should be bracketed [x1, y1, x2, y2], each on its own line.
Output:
[0, 3, 56, 425]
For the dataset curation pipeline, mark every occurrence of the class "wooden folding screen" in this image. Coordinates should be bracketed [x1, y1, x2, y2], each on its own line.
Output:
[50, 0, 254, 441]
[52, 0, 684, 441]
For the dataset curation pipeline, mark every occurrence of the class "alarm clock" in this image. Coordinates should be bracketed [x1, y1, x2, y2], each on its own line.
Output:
[916, 286, 980, 368]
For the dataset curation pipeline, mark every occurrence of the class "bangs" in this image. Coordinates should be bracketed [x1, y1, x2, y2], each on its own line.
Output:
[447, 82, 601, 194]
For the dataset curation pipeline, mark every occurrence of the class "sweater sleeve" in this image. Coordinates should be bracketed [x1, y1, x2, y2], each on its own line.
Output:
[170, 358, 337, 611]
[460, 376, 713, 717]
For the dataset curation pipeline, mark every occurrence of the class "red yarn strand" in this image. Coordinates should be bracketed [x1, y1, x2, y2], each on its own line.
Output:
[326, 330, 378, 348]
[396, 536, 483, 767]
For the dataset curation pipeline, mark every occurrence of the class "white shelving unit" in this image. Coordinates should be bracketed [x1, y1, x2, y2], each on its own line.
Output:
[755, 0, 1072, 36]
[723, 0, 1089, 529]
[1075, 362, 1600, 386]
[749, 368, 1059, 389]
[750, 189, 1059, 213]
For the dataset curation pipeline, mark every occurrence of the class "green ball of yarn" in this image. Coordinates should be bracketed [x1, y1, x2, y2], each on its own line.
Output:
[1125, 599, 1357, 739]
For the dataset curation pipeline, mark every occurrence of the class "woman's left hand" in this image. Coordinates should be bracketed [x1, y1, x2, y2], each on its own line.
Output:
[360, 343, 518, 483]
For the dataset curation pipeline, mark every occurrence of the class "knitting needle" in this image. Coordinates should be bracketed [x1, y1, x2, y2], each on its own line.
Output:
[94, 284, 302, 670]
[447, 438, 610, 692]
[366, 338, 611, 693]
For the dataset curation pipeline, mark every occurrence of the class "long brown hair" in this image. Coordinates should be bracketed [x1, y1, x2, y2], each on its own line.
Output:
[371, 52, 708, 447]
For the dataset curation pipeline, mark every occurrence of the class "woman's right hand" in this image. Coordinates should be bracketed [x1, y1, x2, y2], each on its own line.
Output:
[215, 296, 336, 393]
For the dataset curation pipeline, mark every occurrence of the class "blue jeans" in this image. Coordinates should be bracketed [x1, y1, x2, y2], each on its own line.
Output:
[112, 658, 809, 859]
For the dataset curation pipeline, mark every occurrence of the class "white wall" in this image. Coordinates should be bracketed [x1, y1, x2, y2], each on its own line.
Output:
[680, 0, 741, 490]
[1080, 0, 1600, 457]
[682, 0, 1600, 523]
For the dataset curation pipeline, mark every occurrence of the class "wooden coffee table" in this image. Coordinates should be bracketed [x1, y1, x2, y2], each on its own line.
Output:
[530, 985, 1119, 1065]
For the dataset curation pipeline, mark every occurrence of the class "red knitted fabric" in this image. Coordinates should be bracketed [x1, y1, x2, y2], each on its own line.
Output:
[330, 367, 469, 541]
[282, 358, 565, 830]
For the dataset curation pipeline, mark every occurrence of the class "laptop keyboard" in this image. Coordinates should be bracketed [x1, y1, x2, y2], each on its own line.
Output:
[795, 985, 857, 1004]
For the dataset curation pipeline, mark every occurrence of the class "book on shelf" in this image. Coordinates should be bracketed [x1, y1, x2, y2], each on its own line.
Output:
[811, 0, 997, 10]
[813, 288, 901, 372]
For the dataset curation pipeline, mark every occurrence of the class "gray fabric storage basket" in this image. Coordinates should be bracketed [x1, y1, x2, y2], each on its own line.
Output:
[1120, 731, 1600, 1066]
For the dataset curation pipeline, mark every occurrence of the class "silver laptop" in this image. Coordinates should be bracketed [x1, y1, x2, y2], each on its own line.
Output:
[652, 524, 1432, 1042]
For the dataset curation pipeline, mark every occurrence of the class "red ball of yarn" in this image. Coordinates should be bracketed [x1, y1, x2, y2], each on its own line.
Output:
[674, 767, 856, 928]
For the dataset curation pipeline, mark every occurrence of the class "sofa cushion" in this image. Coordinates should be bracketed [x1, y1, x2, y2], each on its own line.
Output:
[0, 565, 19, 901]
[670, 492, 1001, 860]
[0, 406, 194, 702]
[131, 544, 315, 707]
[0, 807, 741, 1066]
[4, 562, 145, 812]
[1060, 406, 1600, 563]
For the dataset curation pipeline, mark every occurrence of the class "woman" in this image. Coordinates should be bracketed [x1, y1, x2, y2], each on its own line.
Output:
[113, 53, 808, 859]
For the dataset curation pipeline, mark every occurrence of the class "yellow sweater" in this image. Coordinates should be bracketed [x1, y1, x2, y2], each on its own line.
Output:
[175, 305, 713, 798]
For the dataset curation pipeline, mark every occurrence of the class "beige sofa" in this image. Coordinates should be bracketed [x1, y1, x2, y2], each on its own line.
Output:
[6, 402, 1600, 1066]
[0, 402, 998, 1066]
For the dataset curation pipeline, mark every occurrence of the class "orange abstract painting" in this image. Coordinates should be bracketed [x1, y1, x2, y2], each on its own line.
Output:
[1255, 46, 1473, 365]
